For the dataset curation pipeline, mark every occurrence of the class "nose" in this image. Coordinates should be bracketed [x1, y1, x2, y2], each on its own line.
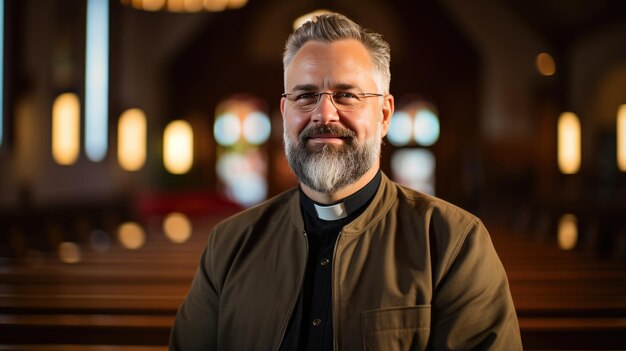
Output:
[312, 93, 340, 124]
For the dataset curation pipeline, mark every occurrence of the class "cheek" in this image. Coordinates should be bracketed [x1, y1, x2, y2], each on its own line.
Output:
[284, 114, 308, 137]
[346, 114, 379, 139]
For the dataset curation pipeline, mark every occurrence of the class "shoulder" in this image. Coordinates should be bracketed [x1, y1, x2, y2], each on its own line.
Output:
[211, 187, 300, 236]
[389, 181, 490, 271]
[202, 188, 301, 279]
[393, 181, 481, 231]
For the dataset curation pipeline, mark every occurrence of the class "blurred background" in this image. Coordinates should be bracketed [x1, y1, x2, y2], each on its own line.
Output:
[0, 0, 625, 350]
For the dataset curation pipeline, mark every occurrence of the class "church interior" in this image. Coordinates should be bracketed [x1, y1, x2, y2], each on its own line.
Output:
[1, 0, 626, 349]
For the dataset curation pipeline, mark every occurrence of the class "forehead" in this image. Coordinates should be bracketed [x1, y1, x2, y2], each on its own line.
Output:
[285, 39, 377, 91]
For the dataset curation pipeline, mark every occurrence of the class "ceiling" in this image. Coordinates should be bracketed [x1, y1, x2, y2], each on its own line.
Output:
[502, 0, 626, 44]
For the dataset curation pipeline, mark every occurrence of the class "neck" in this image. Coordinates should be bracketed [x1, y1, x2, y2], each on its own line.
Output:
[300, 162, 380, 204]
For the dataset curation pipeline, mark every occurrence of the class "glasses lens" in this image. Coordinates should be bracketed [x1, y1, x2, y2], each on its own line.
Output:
[331, 92, 362, 111]
[294, 95, 319, 111]
[288, 92, 373, 112]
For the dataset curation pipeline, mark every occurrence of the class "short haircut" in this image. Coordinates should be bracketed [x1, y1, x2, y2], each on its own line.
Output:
[283, 13, 391, 94]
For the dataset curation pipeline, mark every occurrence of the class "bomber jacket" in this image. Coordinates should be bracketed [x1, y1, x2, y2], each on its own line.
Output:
[170, 173, 523, 350]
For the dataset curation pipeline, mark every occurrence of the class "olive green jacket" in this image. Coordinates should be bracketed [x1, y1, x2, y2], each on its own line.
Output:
[170, 173, 522, 350]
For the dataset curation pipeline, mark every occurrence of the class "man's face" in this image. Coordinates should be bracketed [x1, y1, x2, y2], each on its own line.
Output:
[281, 39, 394, 194]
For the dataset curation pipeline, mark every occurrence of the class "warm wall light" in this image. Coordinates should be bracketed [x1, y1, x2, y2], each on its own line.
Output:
[120, 0, 167, 11]
[618, 104, 626, 172]
[141, 0, 166, 11]
[58, 242, 82, 264]
[118, 108, 147, 171]
[558, 112, 581, 174]
[117, 222, 146, 250]
[557, 214, 577, 250]
[226, 0, 247, 9]
[121, 0, 247, 12]
[167, 0, 185, 11]
[164, 120, 193, 174]
[52, 93, 81, 165]
[163, 212, 192, 243]
[203, 0, 227, 11]
[536, 52, 556, 76]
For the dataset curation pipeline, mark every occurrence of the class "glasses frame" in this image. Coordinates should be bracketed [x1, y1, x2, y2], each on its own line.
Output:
[281, 91, 384, 112]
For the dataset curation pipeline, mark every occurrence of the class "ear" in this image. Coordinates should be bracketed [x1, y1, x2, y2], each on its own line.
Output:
[280, 96, 287, 120]
[380, 94, 394, 137]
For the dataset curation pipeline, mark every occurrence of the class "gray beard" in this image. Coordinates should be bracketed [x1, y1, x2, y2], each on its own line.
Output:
[284, 124, 381, 194]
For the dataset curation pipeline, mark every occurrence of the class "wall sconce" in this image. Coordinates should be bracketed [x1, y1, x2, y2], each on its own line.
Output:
[557, 112, 581, 174]
[120, 0, 247, 12]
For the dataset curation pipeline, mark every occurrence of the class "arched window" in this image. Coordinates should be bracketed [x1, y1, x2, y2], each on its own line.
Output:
[388, 100, 440, 195]
[213, 95, 271, 207]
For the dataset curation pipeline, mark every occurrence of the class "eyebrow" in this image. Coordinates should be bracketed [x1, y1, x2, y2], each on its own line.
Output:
[291, 84, 318, 92]
[290, 83, 362, 92]
[333, 83, 361, 91]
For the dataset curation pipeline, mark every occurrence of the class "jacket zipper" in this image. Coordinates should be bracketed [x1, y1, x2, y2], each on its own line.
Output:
[331, 231, 343, 351]
[276, 231, 309, 350]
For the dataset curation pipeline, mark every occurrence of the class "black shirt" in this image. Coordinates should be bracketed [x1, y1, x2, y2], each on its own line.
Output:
[280, 171, 381, 351]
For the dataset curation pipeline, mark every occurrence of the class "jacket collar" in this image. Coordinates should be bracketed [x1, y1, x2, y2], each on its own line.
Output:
[299, 171, 381, 222]
[288, 172, 398, 235]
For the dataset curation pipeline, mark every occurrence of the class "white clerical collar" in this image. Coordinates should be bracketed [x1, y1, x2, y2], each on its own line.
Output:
[313, 202, 348, 221]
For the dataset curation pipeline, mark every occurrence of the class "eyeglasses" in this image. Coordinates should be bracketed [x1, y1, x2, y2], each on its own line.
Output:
[281, 91, 384, 112]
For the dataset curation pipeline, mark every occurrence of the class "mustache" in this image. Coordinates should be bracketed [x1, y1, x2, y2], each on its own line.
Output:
[299, 124, 356, 140]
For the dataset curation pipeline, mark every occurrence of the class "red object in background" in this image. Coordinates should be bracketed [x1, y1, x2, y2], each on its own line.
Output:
[134, 191, 244, 220]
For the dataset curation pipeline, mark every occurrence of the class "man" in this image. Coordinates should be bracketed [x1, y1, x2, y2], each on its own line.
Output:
[170, 13, 522, 350]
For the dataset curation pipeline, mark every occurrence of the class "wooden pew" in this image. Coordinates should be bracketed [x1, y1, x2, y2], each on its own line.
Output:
[0, 220, 205, 346]
[489, 224, 626, 349]
[1, 220, 625, 349]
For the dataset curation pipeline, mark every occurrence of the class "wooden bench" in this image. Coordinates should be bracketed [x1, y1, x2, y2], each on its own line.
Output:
[1, 221, 625, 349]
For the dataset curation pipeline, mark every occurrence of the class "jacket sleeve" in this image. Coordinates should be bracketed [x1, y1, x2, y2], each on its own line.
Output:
[169, 244, 219, 351]
[429, 220, 523, 350]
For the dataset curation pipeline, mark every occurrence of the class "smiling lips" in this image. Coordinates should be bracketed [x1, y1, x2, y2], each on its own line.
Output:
[301, 125, 355, 144]
[308, 133, 349, 143]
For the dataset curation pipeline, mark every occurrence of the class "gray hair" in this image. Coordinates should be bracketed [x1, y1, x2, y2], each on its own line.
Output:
[283, 13, 391, 94]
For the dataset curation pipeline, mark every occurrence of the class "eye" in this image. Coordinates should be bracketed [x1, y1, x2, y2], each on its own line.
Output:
[333, 92, 359, 100]
[333, 92, 360, 105]
[294, 92, 318, 101]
